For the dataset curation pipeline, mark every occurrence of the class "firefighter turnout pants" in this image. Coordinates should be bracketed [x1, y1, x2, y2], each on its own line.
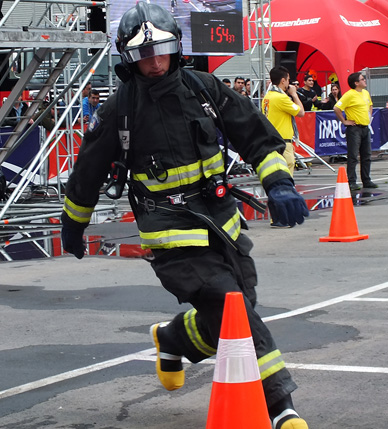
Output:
[150, 232, 297, 407]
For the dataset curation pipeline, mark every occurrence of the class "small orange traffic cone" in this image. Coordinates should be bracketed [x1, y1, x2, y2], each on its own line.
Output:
[206, 292, 271, 429]
[320, 166, 369, 242]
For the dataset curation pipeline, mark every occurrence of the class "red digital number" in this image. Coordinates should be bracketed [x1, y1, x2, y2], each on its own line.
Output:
[216, 26, 223, 43]
[212, 25, 235, 44]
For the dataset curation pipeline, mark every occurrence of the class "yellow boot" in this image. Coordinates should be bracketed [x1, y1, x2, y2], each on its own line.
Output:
[279, 418, 309, 429]
[273, 409, 309, 429]
[150, 323, 184, 391]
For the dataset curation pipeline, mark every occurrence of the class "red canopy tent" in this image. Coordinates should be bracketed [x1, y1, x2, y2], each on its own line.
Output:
[208, 0, 388, 92]
[365, 0, 388, 18]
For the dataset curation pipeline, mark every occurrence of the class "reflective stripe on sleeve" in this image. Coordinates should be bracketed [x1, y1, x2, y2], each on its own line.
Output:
[139, 228, 209, 249]
[256, 151, 290, 183]
[257, 349, 286, 380]
[63, 196, 94, 224]
[184, 309, 217, 356]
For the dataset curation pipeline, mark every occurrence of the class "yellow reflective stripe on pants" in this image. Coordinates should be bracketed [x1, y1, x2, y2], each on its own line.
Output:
[258, 349, 286, 380]
[256, 151, 290, 183]
[184, 309, 217, 356]
[139, 228, 209, 249]
[222, 209, 241, 241]
[63, 196, 94, 223]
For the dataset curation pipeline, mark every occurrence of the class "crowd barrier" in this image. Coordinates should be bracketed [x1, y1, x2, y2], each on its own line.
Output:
[1, 108, 387, 183]
[0, 126, 83, 183]
[295, 107, 387, 158]
[0, 126, 41, 183]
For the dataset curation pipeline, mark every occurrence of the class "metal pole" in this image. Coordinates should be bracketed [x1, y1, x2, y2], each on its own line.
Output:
[296, 140, 336, 173]
[3, 0, 106, 5]
[0, 42, 111, 220]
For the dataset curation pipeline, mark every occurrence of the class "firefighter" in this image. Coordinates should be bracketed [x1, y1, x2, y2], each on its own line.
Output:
[61, 3, 309, 428]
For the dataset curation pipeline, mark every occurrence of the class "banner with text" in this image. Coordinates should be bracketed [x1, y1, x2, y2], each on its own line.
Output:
[314, 109, 381, 156]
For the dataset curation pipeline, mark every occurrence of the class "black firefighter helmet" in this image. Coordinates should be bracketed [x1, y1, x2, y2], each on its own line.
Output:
[116, 2, 182, 66]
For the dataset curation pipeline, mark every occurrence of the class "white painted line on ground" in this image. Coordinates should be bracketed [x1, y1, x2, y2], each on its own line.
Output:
[286, 363, 388, 374]
[2, 282, 388, 400]
[195, 360, 388, 375]
[262, 281, 388, 322]
[345, 298, 388, 302]
[298, 185, 335, 194]
[0, 348, 155, 400]
[2, 349, 387, 401]
[188, 2, 201, 11]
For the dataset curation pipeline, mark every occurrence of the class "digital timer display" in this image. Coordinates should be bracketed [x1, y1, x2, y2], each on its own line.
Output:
[210, 26, 236, 44]
[191, 11, 243, 54]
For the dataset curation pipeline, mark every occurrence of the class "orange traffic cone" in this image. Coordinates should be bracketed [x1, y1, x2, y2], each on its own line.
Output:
[320, 166, 369, 242]
[206, 292, 271, 429]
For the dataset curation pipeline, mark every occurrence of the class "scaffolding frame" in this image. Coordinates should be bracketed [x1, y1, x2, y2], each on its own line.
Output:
[0, 0, 117, 260]
[248, 0, 273, 107]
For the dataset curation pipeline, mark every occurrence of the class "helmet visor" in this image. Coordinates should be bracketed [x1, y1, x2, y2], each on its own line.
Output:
[122, 39, 180, 63]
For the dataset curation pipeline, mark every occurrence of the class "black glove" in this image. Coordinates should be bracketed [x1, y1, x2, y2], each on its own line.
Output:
[61, 224, 86, 259]
[267, 179, 309, 227]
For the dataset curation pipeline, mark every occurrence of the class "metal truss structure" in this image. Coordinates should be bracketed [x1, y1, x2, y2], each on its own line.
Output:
[248, 0, 273, 106]
[0, 0, 118, 261]
[0, 0, 276, 260]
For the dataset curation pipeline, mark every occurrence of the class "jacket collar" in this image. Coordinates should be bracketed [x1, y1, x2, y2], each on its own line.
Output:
[135, 68, 181, 101]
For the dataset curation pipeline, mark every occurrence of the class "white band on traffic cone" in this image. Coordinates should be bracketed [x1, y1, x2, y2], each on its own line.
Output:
[335, 182, 351, 199]
[213, 337, 260, 383]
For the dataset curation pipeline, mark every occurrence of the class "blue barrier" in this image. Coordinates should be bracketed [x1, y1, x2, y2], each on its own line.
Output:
[314, 108, 382, 156]
[0, 126, 41, 183]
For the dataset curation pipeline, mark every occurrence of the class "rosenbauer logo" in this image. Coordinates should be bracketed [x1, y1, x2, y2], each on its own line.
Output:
[270, 15, 381, 28]
[271, 17, 321, 27]
[340, 15, 381, 27]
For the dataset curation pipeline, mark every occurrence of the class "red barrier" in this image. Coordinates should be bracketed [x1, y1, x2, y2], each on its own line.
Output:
[47, 126, 84, 180]
[295, 112, 316, 157]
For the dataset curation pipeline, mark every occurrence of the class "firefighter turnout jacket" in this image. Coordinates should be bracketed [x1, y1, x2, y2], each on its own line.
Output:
[62, 68, 291, 249]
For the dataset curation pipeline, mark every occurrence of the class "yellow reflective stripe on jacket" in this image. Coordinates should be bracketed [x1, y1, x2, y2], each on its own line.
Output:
[184, 309, 217, 356]
[222, 209, 241, 241]
[133, 161, 203, 192]
[133, 152, 224, 192]
[140, 228, 208, 249]
[202, 151, 224, 178]
[63, 196, 94, 224]
[257, 349, 286, 380]
[256, 151, 290, 183]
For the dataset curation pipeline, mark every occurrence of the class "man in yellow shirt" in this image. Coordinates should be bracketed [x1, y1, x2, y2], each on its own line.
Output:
[262, 66, 305, 176]
[334, 72, 377, 191]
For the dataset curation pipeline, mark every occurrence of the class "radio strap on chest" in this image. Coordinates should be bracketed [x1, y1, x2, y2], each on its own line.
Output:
[180, 69, 266, 215]
[181, 68, 229, 185]
[104, 81, 135, 200]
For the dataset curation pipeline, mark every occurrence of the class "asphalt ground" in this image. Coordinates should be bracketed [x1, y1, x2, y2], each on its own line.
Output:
[1, 155, 388, 429]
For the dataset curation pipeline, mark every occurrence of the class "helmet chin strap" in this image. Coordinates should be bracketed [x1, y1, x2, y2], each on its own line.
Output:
[114, 62, 132, 83]
[169, 54, 180, 73]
